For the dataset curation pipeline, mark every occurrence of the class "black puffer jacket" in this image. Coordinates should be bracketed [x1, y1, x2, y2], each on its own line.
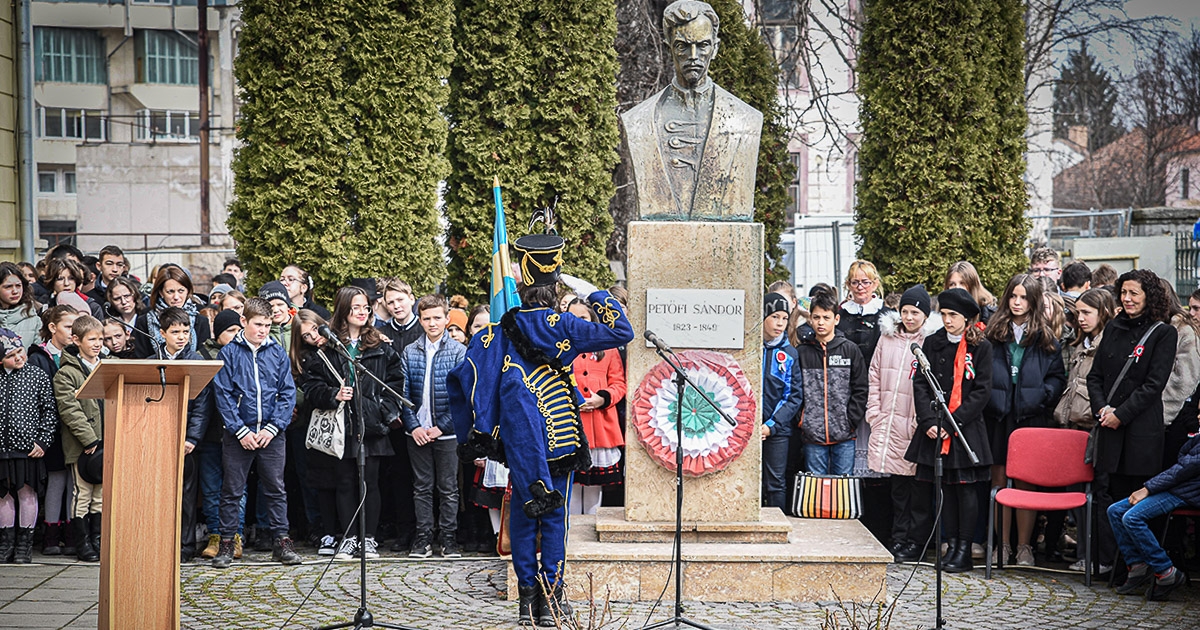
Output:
[837, 301, 892, 363]
[1087, 312, 1177, 476]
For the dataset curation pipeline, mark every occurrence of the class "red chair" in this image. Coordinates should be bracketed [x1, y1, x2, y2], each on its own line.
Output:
[986, 427, 1094, 585]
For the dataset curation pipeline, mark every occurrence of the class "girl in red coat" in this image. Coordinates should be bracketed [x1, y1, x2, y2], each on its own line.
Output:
[566, 299, 627, 514]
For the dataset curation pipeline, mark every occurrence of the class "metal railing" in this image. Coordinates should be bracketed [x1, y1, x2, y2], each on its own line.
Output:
[37, 231, 235, 280]
[1176, 233, 1200, 298]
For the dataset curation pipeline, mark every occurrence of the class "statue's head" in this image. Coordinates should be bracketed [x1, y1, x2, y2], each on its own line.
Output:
[663, 0, 720, 89]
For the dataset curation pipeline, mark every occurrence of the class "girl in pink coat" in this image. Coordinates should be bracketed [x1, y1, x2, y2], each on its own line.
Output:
[866, 285, 937, 562]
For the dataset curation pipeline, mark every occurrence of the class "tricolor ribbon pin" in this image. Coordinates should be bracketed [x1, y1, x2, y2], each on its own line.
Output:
[964, 353, 975, 380]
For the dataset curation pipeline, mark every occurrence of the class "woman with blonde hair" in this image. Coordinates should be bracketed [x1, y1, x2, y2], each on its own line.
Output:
[838, 260, 891, 363]
[944, 261, 997, 323]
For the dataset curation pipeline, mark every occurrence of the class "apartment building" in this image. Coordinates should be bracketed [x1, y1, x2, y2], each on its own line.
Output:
[31, 0, 238, 273]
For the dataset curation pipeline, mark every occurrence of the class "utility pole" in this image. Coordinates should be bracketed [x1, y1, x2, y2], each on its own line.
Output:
[198, 0, 210, 245]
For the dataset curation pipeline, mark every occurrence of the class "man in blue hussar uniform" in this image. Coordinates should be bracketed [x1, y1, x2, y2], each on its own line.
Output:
[449, 233, 634, 627]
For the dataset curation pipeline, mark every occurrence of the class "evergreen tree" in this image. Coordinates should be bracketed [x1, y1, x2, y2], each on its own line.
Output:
[444, 0, 621, 302]
[855, 0, 1029, 292]
[700, 0, 791, 286]
[1053, 43, 1123, 152]
[228, 0, 452, 298]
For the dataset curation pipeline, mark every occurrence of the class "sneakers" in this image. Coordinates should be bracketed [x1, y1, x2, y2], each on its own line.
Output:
[1116, 565, 1154, 595]
[1147, 567, 1188, 601]
[441, 537, 463, 559]
[318, 535, 337, 556]
[363, 537, 380, 560]
[334, 536, 359, 560]
[971, 543, 985, 560]
[408, 532, 433, 558]
[1015, 544, 1035, 567]
[1068, 558, 1112, 574]
[233, 533, 244, 559]
[201, 534, 221, 559]
[273, 536, 303, 565]
[211, 538, 235, 569]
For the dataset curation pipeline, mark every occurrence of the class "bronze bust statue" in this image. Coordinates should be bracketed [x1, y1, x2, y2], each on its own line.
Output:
[621, 0, 763, 222]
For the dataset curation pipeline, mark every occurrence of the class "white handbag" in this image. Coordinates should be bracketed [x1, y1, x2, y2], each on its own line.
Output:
[305, 349, 346, 459]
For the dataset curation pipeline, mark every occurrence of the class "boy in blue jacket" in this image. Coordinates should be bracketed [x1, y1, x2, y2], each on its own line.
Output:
[1109, 432, 1200, 600]
[400, 294, 467, 558]
[762, 292, 802, 510]
[209, 297, 300, 567]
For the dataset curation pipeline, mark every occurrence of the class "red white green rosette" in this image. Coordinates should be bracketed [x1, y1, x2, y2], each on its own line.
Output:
[631, 349, 757, 477]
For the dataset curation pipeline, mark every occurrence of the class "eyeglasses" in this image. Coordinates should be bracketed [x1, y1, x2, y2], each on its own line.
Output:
[1030, 267, 1059, 275]
[850, 279, 874, 287]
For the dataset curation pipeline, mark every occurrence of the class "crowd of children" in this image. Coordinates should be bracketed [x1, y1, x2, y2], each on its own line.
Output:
[2, 241, 1199, 603]
[758, 251, 1199, 600]
[0, 243, 631, 573]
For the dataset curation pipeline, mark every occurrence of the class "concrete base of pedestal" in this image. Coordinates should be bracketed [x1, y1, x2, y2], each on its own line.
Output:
[506, 510, 893, 604]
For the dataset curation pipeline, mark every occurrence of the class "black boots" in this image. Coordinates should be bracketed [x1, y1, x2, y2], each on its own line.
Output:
[943, 539, 973, 573]
[0, 528, 14, 562]
[211, 538, 235, 569]
[517, 585, 540, 626]
[538, 584, 573, 627]
[41, 522, 62, 556]
[13, 528, 33, 564]
[73, 517, 99, 562]
[86, 513, 101, 558]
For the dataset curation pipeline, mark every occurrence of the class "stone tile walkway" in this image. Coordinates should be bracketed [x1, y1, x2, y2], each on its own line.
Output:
[0, 555, 1196, 629]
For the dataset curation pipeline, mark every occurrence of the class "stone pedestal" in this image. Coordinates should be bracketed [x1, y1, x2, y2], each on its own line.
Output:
[624, 221, 764, 523]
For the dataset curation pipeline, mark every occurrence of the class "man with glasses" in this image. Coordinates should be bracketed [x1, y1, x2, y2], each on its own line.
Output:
[1029, 247, 1062, 283]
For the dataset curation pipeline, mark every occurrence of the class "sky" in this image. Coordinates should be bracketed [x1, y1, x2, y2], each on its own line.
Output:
[1090, 0, 1200, 75]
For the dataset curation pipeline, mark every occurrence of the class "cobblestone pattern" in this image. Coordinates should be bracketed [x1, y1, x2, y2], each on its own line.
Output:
[1, 556, 1197, 629]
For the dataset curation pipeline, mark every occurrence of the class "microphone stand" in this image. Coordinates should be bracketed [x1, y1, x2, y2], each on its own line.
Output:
[639, 340, 734, 630]
[316, 336, 415, 630]
[913, 349, 978, 630]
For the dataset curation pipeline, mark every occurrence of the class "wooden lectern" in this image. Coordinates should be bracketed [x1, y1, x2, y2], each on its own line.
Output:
[78, 359, 222, 630]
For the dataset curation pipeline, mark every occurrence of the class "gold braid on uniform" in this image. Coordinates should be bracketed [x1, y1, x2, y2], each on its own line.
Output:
[500, 308, 592, 476]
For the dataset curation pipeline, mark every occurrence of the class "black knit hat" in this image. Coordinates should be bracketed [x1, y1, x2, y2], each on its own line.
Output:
[258, 281, 292, 307]
[900, 284, 931, 317]
[512, 234, 565, 288]
[936, 287, 980, 320]
[213, 309, 243, 338]
[764, 292, 790, 319]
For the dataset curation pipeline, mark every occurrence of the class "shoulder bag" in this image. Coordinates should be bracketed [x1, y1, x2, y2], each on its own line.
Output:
[305, 349, 347, 459]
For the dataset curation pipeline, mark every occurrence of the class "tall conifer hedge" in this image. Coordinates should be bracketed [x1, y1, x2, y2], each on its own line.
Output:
[228, 0, 452, 298]
[855, 0, 1029, 292]
[444, 0, 621, 302]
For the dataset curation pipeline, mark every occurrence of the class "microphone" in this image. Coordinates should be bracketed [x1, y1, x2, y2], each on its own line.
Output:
[644, 330, 674, 355]
[108, 316, 163, 359]
[910, 342, 931, 372]
[317, 324, 347, 352]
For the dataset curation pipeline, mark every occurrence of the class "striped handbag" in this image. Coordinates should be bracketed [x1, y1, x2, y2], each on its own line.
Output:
[791, 473, 863, 519]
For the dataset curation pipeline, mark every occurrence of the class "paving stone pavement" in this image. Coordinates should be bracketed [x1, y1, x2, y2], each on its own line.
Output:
[0, 555, 1197, 629]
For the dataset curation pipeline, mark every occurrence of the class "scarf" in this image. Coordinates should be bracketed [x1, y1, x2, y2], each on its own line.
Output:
[145, 298, 200, 354]
[942, 336, 968, 455]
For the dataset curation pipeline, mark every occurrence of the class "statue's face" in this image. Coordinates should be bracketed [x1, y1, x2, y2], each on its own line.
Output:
[670, 15, 717, 88]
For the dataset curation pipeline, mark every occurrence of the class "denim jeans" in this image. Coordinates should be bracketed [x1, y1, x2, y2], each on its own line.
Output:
[803, 440, 856, 476]
[220, 432, 288, 539]
[196, 440, 245, 535]
[1108, 491, 1185, 574]
[407, 437, 460, 536]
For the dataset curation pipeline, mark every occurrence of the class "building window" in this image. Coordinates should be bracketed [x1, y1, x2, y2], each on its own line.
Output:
[135, 109, 200, 141]
[37, 107, 106, 141]
[37, 172, 55, 194]
[137, 30, 199, 85]
[34, 28, 106, 84]
[39, 220, 77, 248]
[761, 1, 806, 90]
[1184, 168, 1191, 201]
[36, 169, 77, 196]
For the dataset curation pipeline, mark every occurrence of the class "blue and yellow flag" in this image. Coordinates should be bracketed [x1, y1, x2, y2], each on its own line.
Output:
[490, 175, 521, 323]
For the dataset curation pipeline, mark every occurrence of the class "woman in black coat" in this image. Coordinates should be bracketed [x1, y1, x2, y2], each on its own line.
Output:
[1087, 269, 1178, 572]
[906, 288, 993, 572]
[299, 286, 402, 560]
